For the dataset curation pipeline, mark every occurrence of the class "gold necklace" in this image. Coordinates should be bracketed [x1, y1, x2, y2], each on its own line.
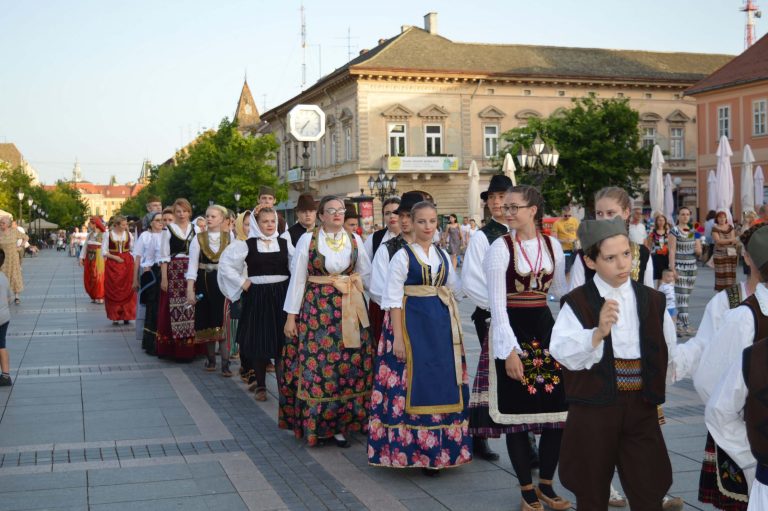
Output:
[324, 231, 347, 252]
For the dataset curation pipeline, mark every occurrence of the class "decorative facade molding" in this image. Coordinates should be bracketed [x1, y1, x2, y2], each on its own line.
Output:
[515, 109, 542, 120]
[666, 109, 691, 123]
[381, 103, 414, 120]
[639, 112, 663, 123]
[417, 104, 449, 120]
[339, 107, 354, 123]
[478, 105, 506, 119]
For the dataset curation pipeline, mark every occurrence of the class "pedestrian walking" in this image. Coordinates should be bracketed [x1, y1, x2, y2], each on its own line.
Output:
[281, 195, 372, 447]
[485, 185, 570, 511]
[0, 215, 26, 305]
[102, 215, 136, 325]
[668, 207, 703, 335]
[712, 210, 739, 291]
[646, 213, 670, 288]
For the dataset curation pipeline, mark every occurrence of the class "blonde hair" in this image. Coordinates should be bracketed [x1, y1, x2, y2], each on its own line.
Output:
[206, 204, 228, 219]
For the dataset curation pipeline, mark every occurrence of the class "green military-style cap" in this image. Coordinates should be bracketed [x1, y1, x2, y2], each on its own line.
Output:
[577, 216, 628, 252]
[747, 224, 768, 270]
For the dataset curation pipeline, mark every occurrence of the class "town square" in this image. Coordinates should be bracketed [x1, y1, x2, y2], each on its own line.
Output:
[1, 2, 768, 510]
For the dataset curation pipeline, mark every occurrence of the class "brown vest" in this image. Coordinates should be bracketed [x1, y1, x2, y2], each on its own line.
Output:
[560, 279, 668, 406]
[740, 296, 768, 464]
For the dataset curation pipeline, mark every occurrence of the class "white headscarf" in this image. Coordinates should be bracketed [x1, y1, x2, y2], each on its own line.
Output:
[248, 207, 280, 242]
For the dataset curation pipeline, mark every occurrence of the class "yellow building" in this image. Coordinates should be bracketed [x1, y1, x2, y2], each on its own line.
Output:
[56, 161, 144, 220]
[260, 13, 732, 216]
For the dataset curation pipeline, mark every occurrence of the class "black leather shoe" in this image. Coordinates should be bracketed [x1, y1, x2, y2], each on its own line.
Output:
[473, 437, 500, 461]
[333, 436, 351, 448]
[421, 468, 441, 477]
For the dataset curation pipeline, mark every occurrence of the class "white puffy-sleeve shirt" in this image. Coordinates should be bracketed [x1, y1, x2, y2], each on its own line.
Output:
[133, 231, 162, 268]
[462, 225, 508, 310]
[695, 284, 768, 403]
[550, 274, 678, 382]
[158, 224, 193, 263]
[676, 282, 747, 381]
[569, 247, 654, 292]
[363, 229, 395, 264]
[369, 242, 393, 306]
[185, 232, 233, 281]
[486, 234, 566, 359]
[283, 229, 371, 315]
[217, 238, 295, 302]
[705, 358, 757, 495]
[381, 243, 461, 310]
[101, 230, 132, 257]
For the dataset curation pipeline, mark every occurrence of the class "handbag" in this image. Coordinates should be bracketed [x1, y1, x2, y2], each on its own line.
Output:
[726, 247, 737, 257]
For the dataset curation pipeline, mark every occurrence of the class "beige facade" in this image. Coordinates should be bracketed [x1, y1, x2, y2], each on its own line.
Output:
[261, 14, 732, 217]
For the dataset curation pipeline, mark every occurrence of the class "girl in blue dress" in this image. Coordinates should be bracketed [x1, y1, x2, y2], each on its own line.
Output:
[369, 200, 472, 475]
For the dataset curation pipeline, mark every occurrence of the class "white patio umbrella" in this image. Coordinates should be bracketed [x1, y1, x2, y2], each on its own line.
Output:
[664, 173, 675, 220]
[707, 170, 718, 212]
[502, 152, 517, 186]
[648, 144, 665, 216]
[756, 165, 765, 208]
[467, 160, 482, 223]
[715, 135, 734, 215]
[742, 144, 756, 215]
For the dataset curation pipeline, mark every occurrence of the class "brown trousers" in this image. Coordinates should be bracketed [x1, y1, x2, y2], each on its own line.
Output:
[559, 392, 672, 511]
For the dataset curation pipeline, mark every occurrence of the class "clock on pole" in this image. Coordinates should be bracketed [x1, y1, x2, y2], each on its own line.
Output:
[287, 104, 326, 192]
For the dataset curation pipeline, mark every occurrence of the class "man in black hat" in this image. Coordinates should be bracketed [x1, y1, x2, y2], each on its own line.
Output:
[258, 186, 286, 233]
[282, 193, 317, 248]
[461, 173, 513, 461]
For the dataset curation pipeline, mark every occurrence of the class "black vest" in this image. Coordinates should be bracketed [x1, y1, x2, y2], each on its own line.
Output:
[287, 222, 310, 248]
[168, 225, 195, 257]
[560, 279, 668, 406]
[245, 237, 290, 277]
[384, 235, 408, 260]
[371, 229, 389, 257]
[480, 218, 508, 246]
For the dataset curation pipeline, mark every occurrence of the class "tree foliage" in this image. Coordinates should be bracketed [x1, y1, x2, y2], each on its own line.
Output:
[119, 118, 282, 216]
[499, 96, 650, 214]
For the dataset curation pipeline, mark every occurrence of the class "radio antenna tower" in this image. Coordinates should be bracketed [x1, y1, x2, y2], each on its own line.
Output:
[300, 3, 307, 89]
[741, 0, 762, 49]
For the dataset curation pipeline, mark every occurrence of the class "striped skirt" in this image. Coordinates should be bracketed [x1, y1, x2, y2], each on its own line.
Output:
[713, 253, 737, 291]
[674, 256, 698, 328]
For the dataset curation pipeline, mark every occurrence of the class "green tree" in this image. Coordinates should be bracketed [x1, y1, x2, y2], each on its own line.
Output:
[119, 118, 282, 216]
[46, 181, 89, 231]
[499, 95, 650, 214]
[0, 166, 35, 222]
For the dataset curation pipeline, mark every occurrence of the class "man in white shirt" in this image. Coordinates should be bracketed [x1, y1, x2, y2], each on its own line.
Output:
[627, 208, 647, 245]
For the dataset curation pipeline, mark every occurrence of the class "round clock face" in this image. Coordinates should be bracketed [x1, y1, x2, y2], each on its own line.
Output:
[288, 105, 326, 141]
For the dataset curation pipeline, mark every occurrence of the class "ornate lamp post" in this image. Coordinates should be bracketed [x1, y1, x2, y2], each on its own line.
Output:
[367, 168, 398, 225]
[516, 133, 560, 183]
[16, 190, 24, 224]
[234, 191, 241, 214]
[27, 198, 33, 228]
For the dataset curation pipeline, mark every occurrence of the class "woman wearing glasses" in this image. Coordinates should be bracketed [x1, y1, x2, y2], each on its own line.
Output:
[485, 185, 569, 511]
[282, 196, 373, 447]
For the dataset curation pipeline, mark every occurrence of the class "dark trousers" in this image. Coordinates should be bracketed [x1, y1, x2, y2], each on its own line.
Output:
[559, 392, 672, 511]
[471, 307, 490, 348]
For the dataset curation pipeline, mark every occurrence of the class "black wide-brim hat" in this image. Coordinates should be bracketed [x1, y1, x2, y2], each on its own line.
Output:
[480, 174, 513, 201]
[396, 190, 435, 214]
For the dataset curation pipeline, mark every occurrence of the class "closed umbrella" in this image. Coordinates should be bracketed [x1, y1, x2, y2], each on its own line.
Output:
[707, 170, 718, 213]
[756, 165, 765, 208]
[664, 173, 675, 220]
[742, 144, 756, 215]
[649, 145, 664, 216]
[502, 152, 517, 186]
[467, 161, 481, 223]
[715, 135, 734, 214]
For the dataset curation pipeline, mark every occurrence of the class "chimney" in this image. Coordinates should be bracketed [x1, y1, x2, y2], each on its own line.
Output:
[401, 24, 412, 33]
[359, 49, 369, 56]
[424, 12, 437, 35]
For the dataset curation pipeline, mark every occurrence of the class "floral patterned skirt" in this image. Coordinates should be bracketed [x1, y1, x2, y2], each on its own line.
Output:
[368, 312, 472, 469]
[278, 282, 373, 446]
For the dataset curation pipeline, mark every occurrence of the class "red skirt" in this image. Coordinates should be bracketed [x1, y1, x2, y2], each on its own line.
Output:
[83, 245, 105, 300]
[156, 258, 199, 360]
[104, 252, 136, 321]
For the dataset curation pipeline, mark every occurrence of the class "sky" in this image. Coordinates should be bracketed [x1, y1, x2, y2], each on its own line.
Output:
[1, 0, 766, 184]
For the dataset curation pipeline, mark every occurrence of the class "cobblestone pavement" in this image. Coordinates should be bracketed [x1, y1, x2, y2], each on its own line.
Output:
[0, 250, 723, 510]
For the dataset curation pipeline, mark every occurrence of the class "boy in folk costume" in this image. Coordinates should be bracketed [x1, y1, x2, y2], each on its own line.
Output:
[704, 226, 768, 510]
[550, 217, 678, 510]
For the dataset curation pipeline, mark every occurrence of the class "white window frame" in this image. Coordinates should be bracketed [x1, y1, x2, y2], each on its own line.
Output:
[425, 124, 443, 156]
[483, 124, 499, 158]
[753, 99, 767, 136]
[718, 105, 731, 139]
[388, 123, 407, 156]
[344, 126, 352, 161]
[642, 127, 656, 149]
[669, 127, 685, 160]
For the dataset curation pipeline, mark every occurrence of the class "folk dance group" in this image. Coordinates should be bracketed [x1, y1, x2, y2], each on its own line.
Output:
[74, 177, 768, 511]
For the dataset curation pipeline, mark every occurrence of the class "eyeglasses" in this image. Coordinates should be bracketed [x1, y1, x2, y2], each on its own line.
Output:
[324, 208, 346, 216]
[502, 205, 533, 215]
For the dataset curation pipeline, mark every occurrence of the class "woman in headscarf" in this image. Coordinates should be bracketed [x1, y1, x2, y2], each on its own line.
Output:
[79, 216, 106, 305]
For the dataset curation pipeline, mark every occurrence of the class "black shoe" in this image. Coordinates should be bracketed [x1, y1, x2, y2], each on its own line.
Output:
[123, 320, 130, 325]
[333, 435, 351, 448]
[0, 375, 12, 387]
[204, 358, 216, 372]
[421, 468, 440, 477]
[473, 437, 500, 461]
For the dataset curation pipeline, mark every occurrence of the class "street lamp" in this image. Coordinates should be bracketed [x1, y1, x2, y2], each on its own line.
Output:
[234, 191, 241, 214]
[515, 133, 559, 184]
[367, 168, 399, 224]
[26, 198, 33, 230]
[16, 190, 24, 224]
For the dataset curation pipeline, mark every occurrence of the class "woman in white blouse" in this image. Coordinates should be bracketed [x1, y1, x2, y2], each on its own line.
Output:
[102, 215, 136, 326]
[485, 185, 569, 511]
[185, 205, 233, 376]
[281, 196, 372, 448]
[133, 212, 164, 355]
[218, 207, 293, 402]
[156, 198, 197, 360]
